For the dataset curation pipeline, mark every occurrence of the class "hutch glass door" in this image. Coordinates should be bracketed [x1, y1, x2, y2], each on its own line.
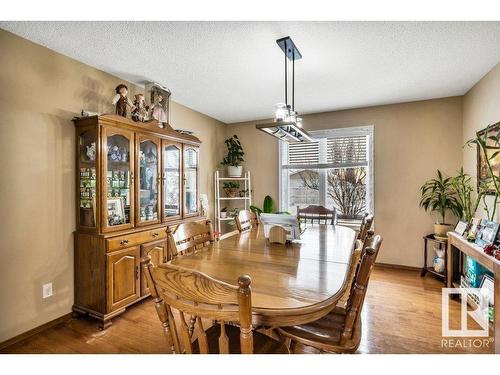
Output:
[105, 128, 134, 230]
[163, 142, 181, 220]
[78, 128, 97, 228]
[137, 138, 160, 225]
[184, 146, 198, 216]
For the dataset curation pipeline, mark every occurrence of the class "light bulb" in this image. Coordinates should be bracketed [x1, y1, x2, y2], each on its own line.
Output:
[274, 103, 286, 122]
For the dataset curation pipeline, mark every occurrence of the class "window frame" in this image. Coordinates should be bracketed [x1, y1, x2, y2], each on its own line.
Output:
[278, 125, 374, 216]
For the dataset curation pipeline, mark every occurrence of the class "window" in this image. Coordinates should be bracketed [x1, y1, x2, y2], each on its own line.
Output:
[279, 126, 374, 218]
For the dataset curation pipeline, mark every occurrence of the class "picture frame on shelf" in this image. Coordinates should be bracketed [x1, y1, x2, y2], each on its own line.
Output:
[454, 220, 469, 236]
[474, 220, 500, 248]
[467, 217, 481, 240]
[479, 274, 495, 307]
[107, 197, 125, 226]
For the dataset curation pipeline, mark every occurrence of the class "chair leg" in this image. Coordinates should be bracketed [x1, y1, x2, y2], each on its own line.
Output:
[284, 337, 292, 348]
[289, 339, 297, 354]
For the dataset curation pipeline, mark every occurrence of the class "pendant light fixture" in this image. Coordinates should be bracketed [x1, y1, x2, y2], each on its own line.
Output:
[256, 36, 313, 143]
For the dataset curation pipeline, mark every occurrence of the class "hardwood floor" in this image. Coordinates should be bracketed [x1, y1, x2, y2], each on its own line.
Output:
[1, 267, 494, 354]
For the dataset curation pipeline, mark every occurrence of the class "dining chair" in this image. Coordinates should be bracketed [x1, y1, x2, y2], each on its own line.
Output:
[357, 214, 374, 241]
[167, 220, 214, 259]
[235, 209, 257, 232]
[142, 258, 289, 354]
[277, 234, 383, 354]
[297, 205, 336, 225]
[336, 229, 374, 309]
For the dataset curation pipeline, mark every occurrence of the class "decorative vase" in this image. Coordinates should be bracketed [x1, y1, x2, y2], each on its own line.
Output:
[434, 223, 452, 239]
[227, 166, 243, 177]
[220, 211, 227, 218]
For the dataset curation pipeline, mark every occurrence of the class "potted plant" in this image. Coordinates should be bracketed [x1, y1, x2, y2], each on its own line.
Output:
[250, 195, 275, 216]
[420, 170, 462, 239]
[221, 135, 245, 177]
[223, 182, 240, 198]
[220, 207, 227, 218]
[450, 168, 484, 222]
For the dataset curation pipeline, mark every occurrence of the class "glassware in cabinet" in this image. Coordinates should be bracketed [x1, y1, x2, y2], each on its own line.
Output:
[78, 129, 97, 228]
[137, 137, 160, 224]
[162, 142, 182, 220]
[104, 128, 134, 229]
[184, 146, 199, 216]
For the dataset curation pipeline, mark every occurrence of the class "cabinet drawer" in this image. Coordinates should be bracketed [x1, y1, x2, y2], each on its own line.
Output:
[107, 228, 167, 251]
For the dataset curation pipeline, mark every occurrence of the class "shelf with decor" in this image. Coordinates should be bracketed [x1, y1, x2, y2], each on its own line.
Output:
[218, 197, 251, 200]
[217, 177, 249, 181]
[214, 170, 252, 236]
[73, 114, 204, 329]
[447, 231, 499, 353]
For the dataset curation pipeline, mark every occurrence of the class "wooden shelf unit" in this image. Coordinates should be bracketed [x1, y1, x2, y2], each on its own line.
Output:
[447, 231, 500, 353]
[73, 114, 204, 328]
[214, 170, 252, 236]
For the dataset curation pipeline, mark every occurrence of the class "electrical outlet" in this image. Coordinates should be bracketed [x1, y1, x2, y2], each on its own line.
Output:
[42, 282, 53, 299]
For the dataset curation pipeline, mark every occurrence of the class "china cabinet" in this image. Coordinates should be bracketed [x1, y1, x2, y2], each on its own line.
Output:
[73, 114, 202, 328]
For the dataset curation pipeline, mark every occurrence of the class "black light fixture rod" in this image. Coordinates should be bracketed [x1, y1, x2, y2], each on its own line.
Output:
[284, 39, 288, 106]
[292, 49, 295, 112]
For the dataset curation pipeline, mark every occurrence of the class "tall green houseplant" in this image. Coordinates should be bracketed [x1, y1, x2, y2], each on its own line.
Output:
[420, 170, 462, 238]
[450, 168, 484, 222]
[221, 134, 245, 177]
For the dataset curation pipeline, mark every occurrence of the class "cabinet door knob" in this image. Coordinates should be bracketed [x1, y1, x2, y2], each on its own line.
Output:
[120, 239, 129, 245]
[152, 232, 159, 237]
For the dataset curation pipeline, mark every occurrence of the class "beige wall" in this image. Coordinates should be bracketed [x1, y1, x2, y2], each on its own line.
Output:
[227, 97, 464, 268]
[462, 63, 500, 220]
[0, 29, 225, 342]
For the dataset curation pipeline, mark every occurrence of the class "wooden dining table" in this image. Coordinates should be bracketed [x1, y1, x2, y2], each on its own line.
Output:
[170, 224, 358, 327]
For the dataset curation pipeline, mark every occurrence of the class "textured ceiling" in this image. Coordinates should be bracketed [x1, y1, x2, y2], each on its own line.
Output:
[1, 21, 500, 123]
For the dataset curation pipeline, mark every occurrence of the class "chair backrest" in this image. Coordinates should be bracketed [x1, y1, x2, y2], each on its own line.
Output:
[235, 209, 257, 232]
[357, 214, 374, 241]
[143, 258, 253, 354]
[336, 229, 374, 308]
[341, 233, 382, 344]
[167, 220, 214, 259]
[297, 205, 336, 225]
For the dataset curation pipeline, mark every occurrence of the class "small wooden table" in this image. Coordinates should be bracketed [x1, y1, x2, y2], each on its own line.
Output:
[421, 234, 447, 284]
[447, 232, 500, 353]
[171, 225, 357, 327]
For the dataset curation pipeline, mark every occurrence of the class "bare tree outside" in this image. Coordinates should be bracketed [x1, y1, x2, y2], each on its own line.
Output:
[297, 137, 367, 217]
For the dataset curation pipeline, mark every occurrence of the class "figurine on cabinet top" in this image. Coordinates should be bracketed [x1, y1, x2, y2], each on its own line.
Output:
[131, 93, 150, 122]
[112, 84, 136, 118]
[147, 83, 170, 128]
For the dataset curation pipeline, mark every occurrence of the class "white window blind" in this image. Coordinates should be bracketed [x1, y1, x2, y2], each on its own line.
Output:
[279, 126, 374, 217]
[287, 141, 320, 166]
[326, 135, 368, 165]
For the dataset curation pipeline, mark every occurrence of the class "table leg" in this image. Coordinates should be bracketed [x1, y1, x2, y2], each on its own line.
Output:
[421, 238, 428, 277]
[446, 240, 453, 288]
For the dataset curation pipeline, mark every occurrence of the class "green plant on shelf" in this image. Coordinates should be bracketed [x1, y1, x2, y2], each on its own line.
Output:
[223, 182, 240, 189]
[220, 135, 244, 167]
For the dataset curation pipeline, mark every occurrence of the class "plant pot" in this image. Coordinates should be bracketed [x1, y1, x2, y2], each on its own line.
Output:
[224, 188, 239, 198]
[227, 166, 243, 177]
[220, 211, 227, 218]
[434, 224, 452, 239]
